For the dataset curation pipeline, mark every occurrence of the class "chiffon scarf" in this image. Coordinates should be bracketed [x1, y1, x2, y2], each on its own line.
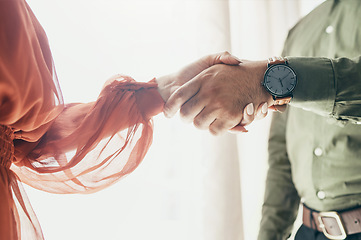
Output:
[0, 0, 164, 239]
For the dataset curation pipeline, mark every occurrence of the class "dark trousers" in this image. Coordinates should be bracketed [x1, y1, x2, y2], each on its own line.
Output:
[295, 224, 361, 240]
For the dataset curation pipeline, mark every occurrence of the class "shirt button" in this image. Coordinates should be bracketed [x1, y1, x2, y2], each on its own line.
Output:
[317, 191, 326, 200]
[314, 147, 323, 157]
[325, 25, 334, 34]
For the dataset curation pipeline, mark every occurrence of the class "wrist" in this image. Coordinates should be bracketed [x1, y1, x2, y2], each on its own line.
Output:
[255, 60, 274, 104]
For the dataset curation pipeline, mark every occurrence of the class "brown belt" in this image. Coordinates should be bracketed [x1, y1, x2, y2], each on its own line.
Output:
[303, 205, 361, 240]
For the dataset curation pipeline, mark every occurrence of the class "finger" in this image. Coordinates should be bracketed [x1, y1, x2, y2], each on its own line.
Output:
[209, 117, 240, 136]
[240, 103, 255, 126]
[255, 102, 269, 120]
[270, 104, 288, 113]
[193, 107, 219, 130]
[228, 125, 248, 133]
[179, 96, 207, 123]
[164, 77, 202, 118]
[268, 105, 278, 112]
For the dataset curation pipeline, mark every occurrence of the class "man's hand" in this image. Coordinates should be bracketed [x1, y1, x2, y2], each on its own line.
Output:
[163, 60, 274, 135]
[156, 51, 241, 102]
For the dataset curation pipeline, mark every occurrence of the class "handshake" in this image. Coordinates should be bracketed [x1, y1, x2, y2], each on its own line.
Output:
[156, 52, 276, 135]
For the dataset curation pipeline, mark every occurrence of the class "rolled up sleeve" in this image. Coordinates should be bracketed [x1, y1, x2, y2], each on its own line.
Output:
[288, 56, 361, 124]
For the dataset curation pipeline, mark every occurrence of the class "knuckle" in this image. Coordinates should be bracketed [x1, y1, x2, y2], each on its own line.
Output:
[209, 128, 219, 136]
[173, 89, 184, 99]
[193, 110, 213, 129]
[193, 118, 205, 129]
[190, 98, 199, 107]
[210, 122, 224, 136]
[185, 98, 198, 109]
[163, 105, 174, 116]
[163, 108, 172, 118]
[179, 104, 191, 117]
[169, 95, 186, 108]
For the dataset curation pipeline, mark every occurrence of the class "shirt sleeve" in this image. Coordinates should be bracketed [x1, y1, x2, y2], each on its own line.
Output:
[12, 76, 164, 194]
[258, 109, 300, 240]
[0, 0, 64, 131]
[0, 0, 165, 194]
[288, 56, 361, 124]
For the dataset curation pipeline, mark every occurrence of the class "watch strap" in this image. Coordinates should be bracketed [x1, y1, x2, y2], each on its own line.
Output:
[268, 56, 287, 67]
[273, 96, 292, 105]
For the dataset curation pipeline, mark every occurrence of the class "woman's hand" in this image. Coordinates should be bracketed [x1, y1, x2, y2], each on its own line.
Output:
[229, 102, 269, 133]
[156, 51, 241, 102]
[230, 102, 290, 133]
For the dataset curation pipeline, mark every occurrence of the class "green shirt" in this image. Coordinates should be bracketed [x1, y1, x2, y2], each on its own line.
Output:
[258, 0, 361, 239]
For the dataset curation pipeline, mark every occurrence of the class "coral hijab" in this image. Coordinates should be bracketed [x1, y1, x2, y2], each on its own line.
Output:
[0, 0, 164, 239]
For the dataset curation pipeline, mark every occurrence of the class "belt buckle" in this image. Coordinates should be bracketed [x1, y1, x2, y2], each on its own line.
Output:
[318, 211, 347, 240]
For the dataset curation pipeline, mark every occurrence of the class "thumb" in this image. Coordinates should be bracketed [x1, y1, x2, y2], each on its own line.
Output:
[163, 76, 202, 118]
[205, 51, 242, 67]
[268, 105, 287, 113]
[219, 51, 242, 65]
[229, 125, 248, 133]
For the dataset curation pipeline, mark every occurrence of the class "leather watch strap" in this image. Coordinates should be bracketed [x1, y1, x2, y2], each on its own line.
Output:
[274, 97, 291, 105]
[268, 56, 287, 66]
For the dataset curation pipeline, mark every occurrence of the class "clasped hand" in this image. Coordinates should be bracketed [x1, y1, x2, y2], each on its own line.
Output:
[156, 52, 274, 135]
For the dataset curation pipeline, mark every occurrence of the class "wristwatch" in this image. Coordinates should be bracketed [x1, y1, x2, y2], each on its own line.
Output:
[262, 56, 297, 105]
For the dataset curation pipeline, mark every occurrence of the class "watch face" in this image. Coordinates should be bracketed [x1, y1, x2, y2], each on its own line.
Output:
[263, 64, 297, 97]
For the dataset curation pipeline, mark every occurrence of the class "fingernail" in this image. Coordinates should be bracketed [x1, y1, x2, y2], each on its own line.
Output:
[246, 103, 254, 115]
[261, 102, 268, 114]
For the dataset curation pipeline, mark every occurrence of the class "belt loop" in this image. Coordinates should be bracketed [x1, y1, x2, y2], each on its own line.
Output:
[309, 208, 314, 228]
[308, 207, 316, 230]
[309, 208, 318, 238]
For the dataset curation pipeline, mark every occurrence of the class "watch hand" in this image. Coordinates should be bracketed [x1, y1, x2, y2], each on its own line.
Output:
[281, 71, 291, 80]
[268, 75, 279, 81]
